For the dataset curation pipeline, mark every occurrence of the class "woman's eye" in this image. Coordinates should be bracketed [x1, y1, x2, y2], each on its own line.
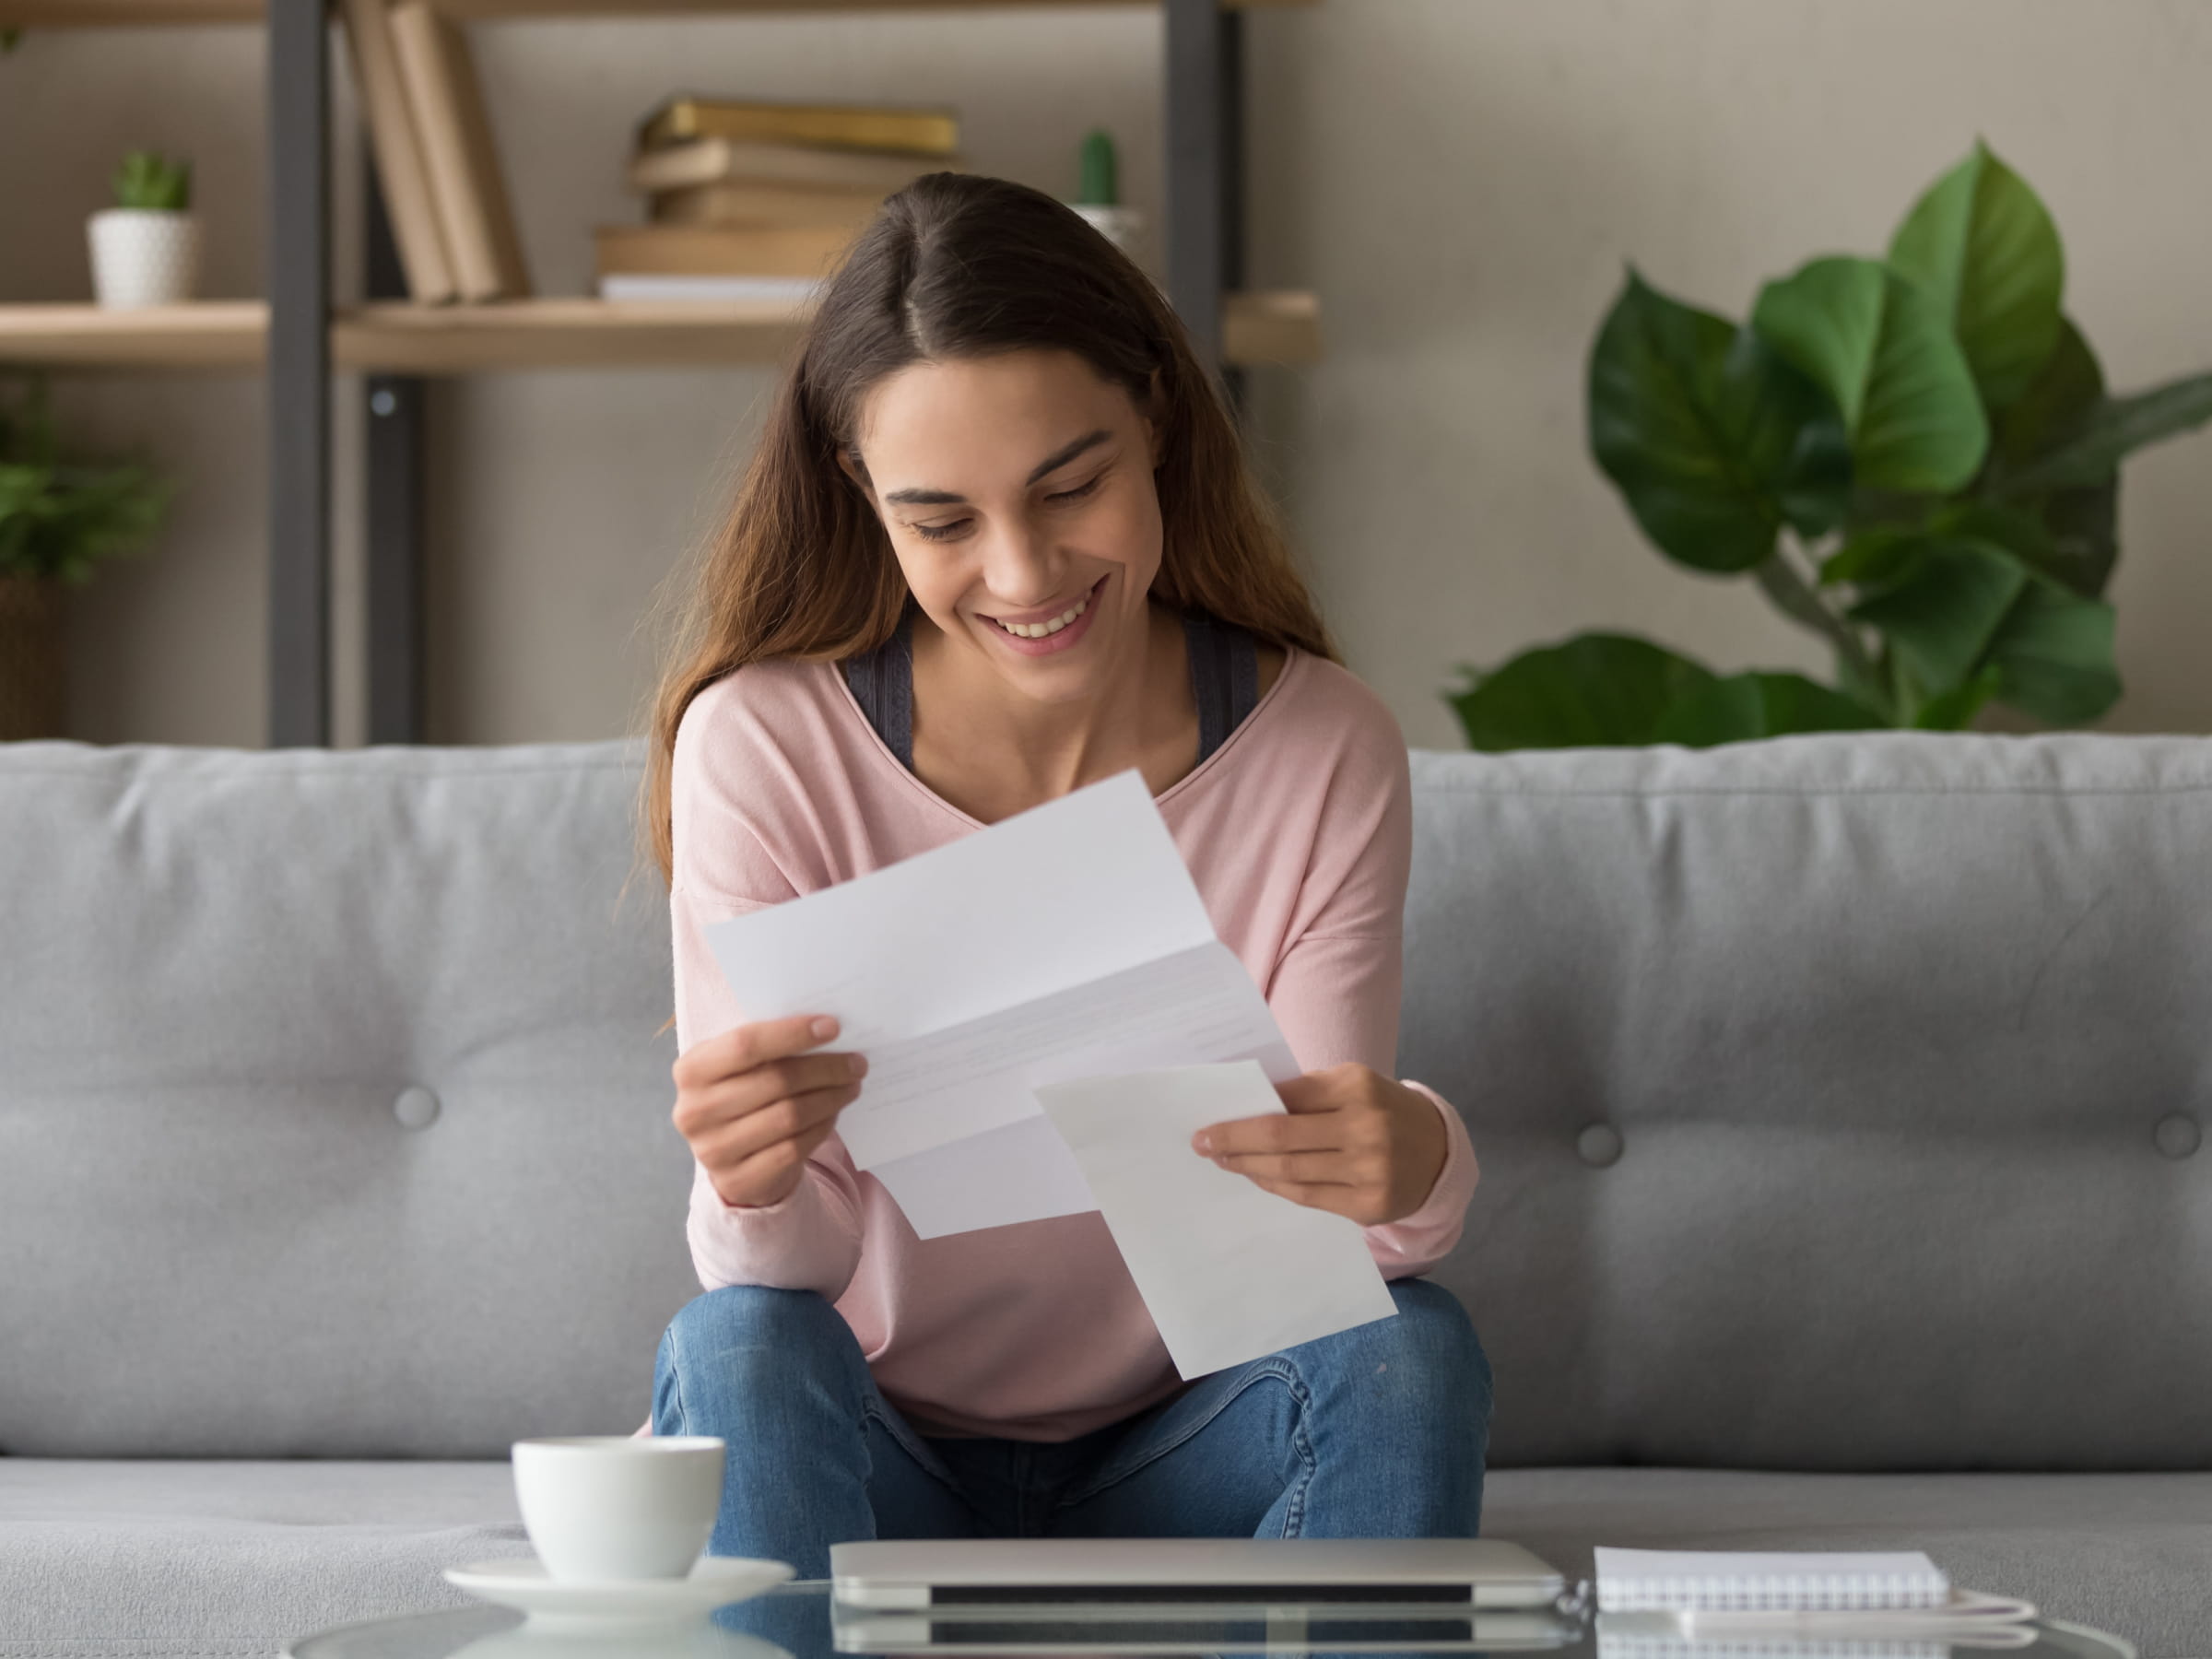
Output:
[1046, 476, 1103, 506]
[911, 519, 970, 543]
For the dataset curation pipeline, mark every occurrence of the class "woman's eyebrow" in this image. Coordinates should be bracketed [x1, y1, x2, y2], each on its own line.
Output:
[881, 429, 1112, 506]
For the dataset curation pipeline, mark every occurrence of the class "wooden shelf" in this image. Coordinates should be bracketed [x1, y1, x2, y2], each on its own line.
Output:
[1223, 288, 1319, 367]
[0, 291, 1320, 371]
[0, 301, 268, 367]
[3, 0, 1306, 26]
[342, 297, 810, 369]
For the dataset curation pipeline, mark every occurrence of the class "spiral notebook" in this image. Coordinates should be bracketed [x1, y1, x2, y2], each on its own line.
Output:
[1594, 1551, 1951, 1614]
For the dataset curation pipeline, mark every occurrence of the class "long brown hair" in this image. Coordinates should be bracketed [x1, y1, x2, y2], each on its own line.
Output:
[644, 171, 1337, 882]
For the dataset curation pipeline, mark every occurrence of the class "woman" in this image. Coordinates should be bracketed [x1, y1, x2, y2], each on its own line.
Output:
[645, 173, 1491, 1572]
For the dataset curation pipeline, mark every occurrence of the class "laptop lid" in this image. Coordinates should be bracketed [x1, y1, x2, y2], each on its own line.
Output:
[830, 1538, 1569, 1611]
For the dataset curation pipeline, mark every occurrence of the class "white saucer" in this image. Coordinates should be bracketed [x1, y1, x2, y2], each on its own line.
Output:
[443, 1557, 794, 1628]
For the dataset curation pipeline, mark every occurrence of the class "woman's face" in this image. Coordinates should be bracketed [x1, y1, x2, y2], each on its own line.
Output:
[846, 348, 1163, 704]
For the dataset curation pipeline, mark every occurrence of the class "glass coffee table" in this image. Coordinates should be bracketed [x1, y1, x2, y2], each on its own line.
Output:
[288, 1579, 2139, 1659]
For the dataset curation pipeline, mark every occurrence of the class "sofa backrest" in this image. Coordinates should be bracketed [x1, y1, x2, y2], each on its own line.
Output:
[0, 741, 693, 1459]
[1406, 735, 2212, 1472]
[6, 734, 2210, 1468]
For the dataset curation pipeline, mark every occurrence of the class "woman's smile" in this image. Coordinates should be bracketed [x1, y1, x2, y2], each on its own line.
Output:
[976, 572, 1111, 657]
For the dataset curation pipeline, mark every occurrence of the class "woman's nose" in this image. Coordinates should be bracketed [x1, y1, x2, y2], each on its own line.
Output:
[978, 523, 1065, 607]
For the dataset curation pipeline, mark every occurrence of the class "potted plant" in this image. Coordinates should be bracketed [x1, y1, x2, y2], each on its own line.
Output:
[0, 375, 171, 740]
[88, 149, 200, 309]
[1068, 130, 1140, 256]
[1450, 141, 2212, 749]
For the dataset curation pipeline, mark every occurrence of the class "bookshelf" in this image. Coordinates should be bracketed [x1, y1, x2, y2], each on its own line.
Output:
[0, 0, 1319, 746]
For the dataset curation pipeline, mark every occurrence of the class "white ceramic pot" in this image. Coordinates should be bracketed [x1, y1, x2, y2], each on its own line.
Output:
[87, 208, 202, 308]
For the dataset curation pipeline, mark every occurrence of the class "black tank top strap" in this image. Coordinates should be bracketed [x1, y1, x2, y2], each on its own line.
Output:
[840, 613, 916, 771]
[1184, 609, 1261, 766]
[839, 606, 1260, 776]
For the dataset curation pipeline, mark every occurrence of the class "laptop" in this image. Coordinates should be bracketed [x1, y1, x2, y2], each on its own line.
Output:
[830, 1538, 1570, 1613]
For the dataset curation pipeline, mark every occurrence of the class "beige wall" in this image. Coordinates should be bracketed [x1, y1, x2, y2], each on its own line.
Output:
[5, 0, 2209, 750]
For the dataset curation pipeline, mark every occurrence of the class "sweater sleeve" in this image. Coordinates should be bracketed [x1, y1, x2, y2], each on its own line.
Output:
[669, 689, 866, 1302]
[1260, 728, 1479, 1279]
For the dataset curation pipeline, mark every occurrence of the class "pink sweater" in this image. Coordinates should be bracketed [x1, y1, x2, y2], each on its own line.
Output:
[665, 644, 1480, 1441]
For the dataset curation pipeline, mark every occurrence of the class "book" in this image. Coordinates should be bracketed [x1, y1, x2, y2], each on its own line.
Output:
[388, 0, 532, 301]
[597, 274, 822, 302]
[636, 97, 959, 158]
[1594, 1550, 1951, 1615]
[1599, 1623, 1959, 1659]
[646, 181, 886, 231]
[594, 222, 858, 280]
[336, 0, 455, 302]
[629, 137, 955, 199]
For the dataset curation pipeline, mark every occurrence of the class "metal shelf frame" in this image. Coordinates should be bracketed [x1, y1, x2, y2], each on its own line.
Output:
[264, 0, 1253, 745]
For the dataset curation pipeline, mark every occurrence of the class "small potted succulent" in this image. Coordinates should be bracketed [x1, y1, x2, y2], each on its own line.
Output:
[0, 374, 171, 739]
[88, 149, 200, 308]
[1068, 130, 1140, 257]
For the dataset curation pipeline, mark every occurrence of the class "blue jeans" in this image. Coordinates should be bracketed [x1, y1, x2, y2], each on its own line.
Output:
[653, 1277, 1491, 1649]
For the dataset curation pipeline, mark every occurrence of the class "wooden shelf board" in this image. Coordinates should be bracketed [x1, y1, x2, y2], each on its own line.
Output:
[0, 292, 1319, 371]
[0, 301, 268, 369]
[0, 0, 255, 20]
[1224, 288, 1320, 367]
[343, 297, 813, 369]
[5, 0, 1308, 27]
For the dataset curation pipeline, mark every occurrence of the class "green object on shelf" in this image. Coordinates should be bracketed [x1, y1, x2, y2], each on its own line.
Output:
[1077, 129, 1117, 207]
[0, 374, 171, 584]
[112, 150, 193, 213]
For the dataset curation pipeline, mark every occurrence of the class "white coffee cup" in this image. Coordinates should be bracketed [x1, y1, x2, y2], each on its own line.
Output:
[512, 1436, 725, 1583]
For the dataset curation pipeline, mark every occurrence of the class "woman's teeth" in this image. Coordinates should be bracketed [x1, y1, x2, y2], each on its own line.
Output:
[994, 595, 1088, 638]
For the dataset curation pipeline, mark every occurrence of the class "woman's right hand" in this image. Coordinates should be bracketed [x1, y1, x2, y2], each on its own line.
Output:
[671, 1014, 867, 1209]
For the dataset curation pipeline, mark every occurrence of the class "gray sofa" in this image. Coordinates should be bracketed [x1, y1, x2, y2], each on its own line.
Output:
[4, 735, 2208, 1659]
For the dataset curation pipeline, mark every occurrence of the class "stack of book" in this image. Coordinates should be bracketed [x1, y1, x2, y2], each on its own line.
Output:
[340, 0, 531, 302]
[595, 98, 962, 302]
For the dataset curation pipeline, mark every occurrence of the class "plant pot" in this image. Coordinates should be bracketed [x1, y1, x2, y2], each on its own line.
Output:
[87, 208, 203, 308]
[1069, 204, 1142, 258]
[0, 572, 67, 741]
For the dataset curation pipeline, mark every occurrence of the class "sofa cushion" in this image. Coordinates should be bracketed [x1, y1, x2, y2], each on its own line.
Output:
[1484, 1465, 2212, 1659]
[0, 741, 694, 1460]
[0, 1458, 529, 1659]
[1405, 735, 2212, 1471]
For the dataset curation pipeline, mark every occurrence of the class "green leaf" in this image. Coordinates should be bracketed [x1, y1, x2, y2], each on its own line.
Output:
[1819, 526, 1918, 588]
[1587, 270, 1852, 573]
[1888, 140, 2065, 416]
[1912, 665, 2003, 730]
[1927, 500, 2057, 571]
[112, 150, 193, 213]
[1449, 633, 1718, 750]
[1987, 579, 2120, 724]
[1749, 258, 1885, 431]
[2032, 477, 2119, 599]
[1973, 320, 2119, 595]
[1995, 316, 2103, 466]
[0, 380, 170, 582]
[1652, 672, 1888, 747]
[1846, 537, 2027, 695]
[1753, 256, 1990, 493]
[1996, 371, 2212, 495]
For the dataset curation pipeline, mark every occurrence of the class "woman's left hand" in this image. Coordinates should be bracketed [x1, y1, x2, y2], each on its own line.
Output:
[1192, 1064, 1448, 1226]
